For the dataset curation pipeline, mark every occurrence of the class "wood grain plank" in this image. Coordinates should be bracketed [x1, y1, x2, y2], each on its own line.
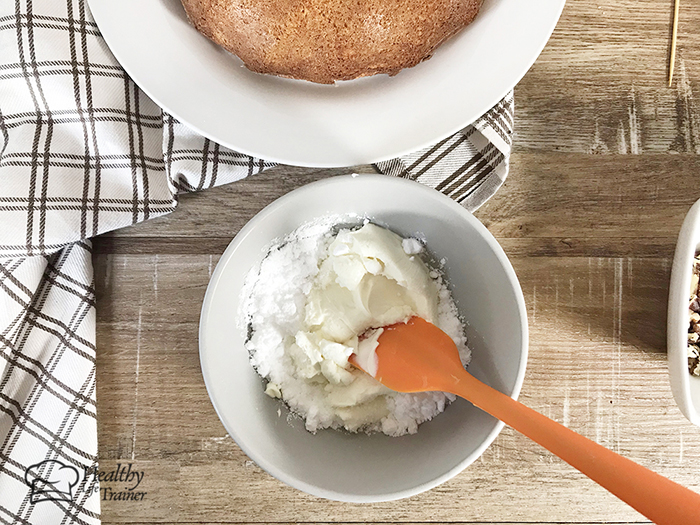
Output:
[478, 153, 700, 244]
[92, 235, 679, 259]
[93, 153, 700, 259]
[91, 1, 700, 523]
[515, 0, 700, 154]
[94, 254, 699, 523]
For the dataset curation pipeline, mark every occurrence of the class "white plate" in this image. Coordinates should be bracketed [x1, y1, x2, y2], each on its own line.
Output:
[668, 199, 700, 427]
[88, 0, 565, 167]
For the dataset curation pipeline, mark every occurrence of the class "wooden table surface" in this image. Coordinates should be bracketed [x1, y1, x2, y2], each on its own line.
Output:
[93, 0, 700, 523]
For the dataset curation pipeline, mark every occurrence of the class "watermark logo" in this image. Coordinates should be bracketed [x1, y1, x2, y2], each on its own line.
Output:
[84, 463, 147, 501]
[24, 460, 147, 504]
[24, 460, 80, 504]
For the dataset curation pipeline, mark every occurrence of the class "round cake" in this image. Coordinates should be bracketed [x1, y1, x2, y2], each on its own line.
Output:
[180, 0, 483, 84]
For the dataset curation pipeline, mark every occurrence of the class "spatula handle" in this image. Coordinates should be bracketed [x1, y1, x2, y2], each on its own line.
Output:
[450, 372, 700, 524]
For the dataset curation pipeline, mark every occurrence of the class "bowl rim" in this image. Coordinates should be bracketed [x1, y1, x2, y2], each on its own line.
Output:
[198, 174, 529, 501]
[668, 198, 700, 427]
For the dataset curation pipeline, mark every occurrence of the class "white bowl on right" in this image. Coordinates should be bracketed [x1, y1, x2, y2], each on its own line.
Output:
[669, 198, 700, 426]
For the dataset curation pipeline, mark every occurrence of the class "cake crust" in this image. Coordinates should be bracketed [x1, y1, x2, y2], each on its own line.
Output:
[181, 0, 482, 84]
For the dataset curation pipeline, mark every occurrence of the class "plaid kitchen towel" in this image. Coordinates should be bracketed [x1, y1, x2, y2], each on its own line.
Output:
[0, 0, 513, 523]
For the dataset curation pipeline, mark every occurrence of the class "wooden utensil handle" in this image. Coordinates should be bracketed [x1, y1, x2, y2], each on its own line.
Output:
[450, 373, 700, 524]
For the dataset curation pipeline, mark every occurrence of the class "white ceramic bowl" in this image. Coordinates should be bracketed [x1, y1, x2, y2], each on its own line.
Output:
[668, 199, 700, 426]
[199, 175, 528, 501]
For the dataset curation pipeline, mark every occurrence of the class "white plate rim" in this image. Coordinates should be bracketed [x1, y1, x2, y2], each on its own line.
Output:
[87, 0, 565, 167]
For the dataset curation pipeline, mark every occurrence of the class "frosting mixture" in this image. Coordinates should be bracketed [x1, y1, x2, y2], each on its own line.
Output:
[240, 217, 470, 436]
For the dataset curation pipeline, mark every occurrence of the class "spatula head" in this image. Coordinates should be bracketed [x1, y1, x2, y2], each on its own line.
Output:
[351, 316, 465, 393]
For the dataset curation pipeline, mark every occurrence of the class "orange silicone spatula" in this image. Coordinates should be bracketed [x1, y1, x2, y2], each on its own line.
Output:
[349, 316, 700, 525]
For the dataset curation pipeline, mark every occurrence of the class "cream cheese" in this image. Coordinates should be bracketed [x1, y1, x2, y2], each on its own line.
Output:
[295, 223, 438, 384]
[355, 328, 383, 378]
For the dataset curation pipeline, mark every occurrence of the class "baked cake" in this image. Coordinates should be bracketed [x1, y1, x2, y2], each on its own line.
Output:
[180, 0, 483, 84]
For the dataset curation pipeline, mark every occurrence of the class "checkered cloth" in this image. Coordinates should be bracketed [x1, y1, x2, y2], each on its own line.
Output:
[0, 0, 514, 523]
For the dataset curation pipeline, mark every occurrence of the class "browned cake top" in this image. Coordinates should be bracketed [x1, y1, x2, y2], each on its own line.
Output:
[181, 0, 482, 84]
